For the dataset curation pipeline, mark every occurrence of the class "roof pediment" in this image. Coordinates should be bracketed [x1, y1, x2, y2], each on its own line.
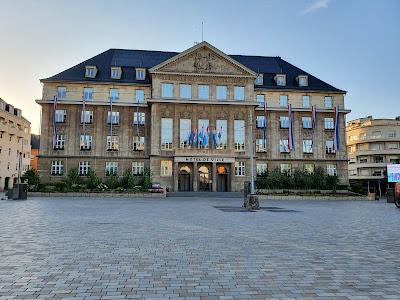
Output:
[149, 42, 257, 77]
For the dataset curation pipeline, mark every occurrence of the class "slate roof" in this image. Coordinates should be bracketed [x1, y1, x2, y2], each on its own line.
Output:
[42, 48, 345, 93]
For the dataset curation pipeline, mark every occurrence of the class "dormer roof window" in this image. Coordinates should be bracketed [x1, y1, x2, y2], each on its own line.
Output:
[297, 75, 308, 87]
[85, 66, 97, 78]
[136, 68, 146, 80]
[111, 67, 122, 79]
[255, 74, 263, 85]
[275, 74, 286, 86]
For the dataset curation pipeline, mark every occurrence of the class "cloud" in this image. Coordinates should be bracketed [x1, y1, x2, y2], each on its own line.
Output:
[301, 0, 331, 15]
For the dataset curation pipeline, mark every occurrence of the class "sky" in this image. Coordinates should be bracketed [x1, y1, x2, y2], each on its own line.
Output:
[0, 0, 399, 134]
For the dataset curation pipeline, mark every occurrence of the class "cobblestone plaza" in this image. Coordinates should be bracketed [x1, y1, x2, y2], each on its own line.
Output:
[1, 197, 399, 300]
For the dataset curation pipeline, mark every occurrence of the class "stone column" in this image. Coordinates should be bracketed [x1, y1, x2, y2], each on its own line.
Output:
[174, 161, 179, 192]
[212, 162, 217, 192]
[193, 162, 198, 191]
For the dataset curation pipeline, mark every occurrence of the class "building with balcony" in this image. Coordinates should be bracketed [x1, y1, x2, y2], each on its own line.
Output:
[36, 42, 349, 191]
[0, 98, 32, 190]
[346, 116, 400, 191]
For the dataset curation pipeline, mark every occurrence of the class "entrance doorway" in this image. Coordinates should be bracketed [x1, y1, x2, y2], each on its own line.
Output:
[217, 166, 228, 192]
[178, 166, 192, 191]
[198, 166, 211, 191]
[4, 177, 10, 190]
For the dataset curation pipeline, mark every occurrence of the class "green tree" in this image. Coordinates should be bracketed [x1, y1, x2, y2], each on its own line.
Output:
[21, 168, 40, 191]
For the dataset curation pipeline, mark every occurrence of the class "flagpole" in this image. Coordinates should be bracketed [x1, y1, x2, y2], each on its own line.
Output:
[82, 97, 86, 149]
[250, 111, 255, 194]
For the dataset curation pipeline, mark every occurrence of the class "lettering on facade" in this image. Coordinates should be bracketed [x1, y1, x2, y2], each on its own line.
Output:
[175, 157, 235, 163]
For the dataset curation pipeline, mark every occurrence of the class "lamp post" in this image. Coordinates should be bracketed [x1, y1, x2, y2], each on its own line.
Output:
[245, 110, 259, 209]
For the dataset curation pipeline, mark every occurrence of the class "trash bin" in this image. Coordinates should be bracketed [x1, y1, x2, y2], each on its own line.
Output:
[387, 188, 395, 203]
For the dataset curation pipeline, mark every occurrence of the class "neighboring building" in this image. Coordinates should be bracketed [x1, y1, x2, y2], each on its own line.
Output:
[0, 98, 31, 190]
[30, 134, 40, 171]
[36, 42, 349, 191]
[346, 116, 400, 192]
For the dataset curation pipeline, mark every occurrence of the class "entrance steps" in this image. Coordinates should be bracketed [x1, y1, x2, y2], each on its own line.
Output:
[166, 191, 243, 198]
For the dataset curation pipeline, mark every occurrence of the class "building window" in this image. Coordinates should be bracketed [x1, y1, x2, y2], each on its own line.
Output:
[349, 158, 356, 164]
[280, 139, 289, 153]
[55, 110, 66, 123]
[133, 136, 145, 151]
[302, 116, 312, 129]
[161, 160, 172, 176]
[51, 161, 64, 175]
[256, 94, 264, 107]
[388, 131, 396, 137]
[198, 119, 210, 149]
[180, 84, 191, 99]
[136, 90, 145, 103]
[302, 96, 310, 107]
[106, 161, 118, 175]
[107, 135, 119, 151]
[234, 120, 245, 151]
[256, 139, 267, 152]
[180, 119, 191, 149]
[326, 164, 337, 176]
[111, 67, 121, 79]
[326, 140, 335, 154]
[234, 86, 244, 101]
[161, 118, 173, 150]
[303, 140, 313, 154]
[298, 76, 308, 87]
[198, 85, 209, 99]
[132, 161, 144, 175]
[136, 68, 146, 80]
[80, 135, 92, 150]
[134, 112, 145, 126]
[280, 116, 289, 129]
[359, 157, 368, 164]
[79, 161, 90, 176]
[304, 164, 314, 174]
[54, 135, 65, 150]
[110, 88, 119, 101]
[388, 143, 398, 149]
[279, 95, 287, 107]
[81, 110, 93, 124]
[280, 163, 292, 175]
[84, 88, 93, 100]
[255, 74, 263, 85]
[108, 111, 119, 125]
[162, 83, 173, 98]
[216, 86, 227, 100]
[276, 75, 286, 86]
[324, 96, 332, 108]
[216, 119, 227, 149]
[57, 87, 66, 99]
[235, 161, 246, 176]
[85, 66, 96, 78]
[256, 163, 268, 176]
[324, 117, 334, 130]
[373, 156, 384, 163]
[256, 116, 265, 128]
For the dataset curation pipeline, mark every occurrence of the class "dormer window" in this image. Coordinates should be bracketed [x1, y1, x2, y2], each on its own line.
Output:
[111, 67, 122, 79]
[297, 75, 308, 87]
[85, 66, 97, 78]
[255, 74, 263, 85]
[275, 74, 286, 86]
[136, 68, 146, 80]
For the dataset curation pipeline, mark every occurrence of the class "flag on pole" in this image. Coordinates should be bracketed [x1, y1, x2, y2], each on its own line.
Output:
[333, 105, 340, 150]
[193, 126, 198, 145]
[217, 125, 222, 145]
[288, 104, 295, 150]
[212, 126, 217, 147]
[203, 126, 209, 147]
[199, 125, 204, 142]
[263, 102, 267, 149]
[311, 104, 317, 147]
[53, 95, 58, 147]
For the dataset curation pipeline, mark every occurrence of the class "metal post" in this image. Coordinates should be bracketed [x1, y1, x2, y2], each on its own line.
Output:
[249, 111, 254, 194]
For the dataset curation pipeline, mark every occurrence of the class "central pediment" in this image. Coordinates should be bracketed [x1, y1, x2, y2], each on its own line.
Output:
[149, 42, 257, 77]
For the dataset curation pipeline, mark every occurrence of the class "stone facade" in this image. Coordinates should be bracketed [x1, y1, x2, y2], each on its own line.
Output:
[36, 42, 349, 191]
[0, 98, 31, 190]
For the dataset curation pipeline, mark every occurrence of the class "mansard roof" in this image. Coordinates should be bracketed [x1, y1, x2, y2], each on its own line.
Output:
[41, 44, 345, 93]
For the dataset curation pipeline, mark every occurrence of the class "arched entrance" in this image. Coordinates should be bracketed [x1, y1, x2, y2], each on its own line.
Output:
[178, 166, 192, 191]
[198, 166, 211, 191]
[217, 166, 228, 192]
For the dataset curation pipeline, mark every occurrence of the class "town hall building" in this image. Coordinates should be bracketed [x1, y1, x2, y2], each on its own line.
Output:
[36, 42, 349, 191]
